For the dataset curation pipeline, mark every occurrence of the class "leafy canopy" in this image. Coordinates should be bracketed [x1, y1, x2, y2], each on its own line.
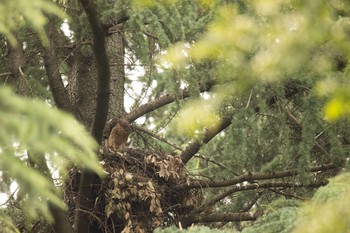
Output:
[293, 173, 350, 233]
[160, 0, 350, 124]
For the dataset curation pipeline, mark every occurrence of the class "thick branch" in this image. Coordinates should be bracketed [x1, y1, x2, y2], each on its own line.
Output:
[175, 163, 337, 190]
[79, 0, 110, 143]
[76, 1, 110, 233]
[181, 116, 232, 163]
[0, 72, 12, 77]
[178, 212, 261, 228]
[197, 180, 327, 213]
[43, 18, 80, 119]
[126, 82, 214, 122]
[106, 23, 125, 118]
[180, 83, 301, 164]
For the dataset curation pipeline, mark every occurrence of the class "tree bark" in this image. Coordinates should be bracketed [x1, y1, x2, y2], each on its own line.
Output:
[67, 49, 96, 128]
[75, 1, 111, 233]
[106, 24, 126, 118]
[43, 18, 79, 118]
[8, 35, 32, 96]
[180, 116, 232, 164]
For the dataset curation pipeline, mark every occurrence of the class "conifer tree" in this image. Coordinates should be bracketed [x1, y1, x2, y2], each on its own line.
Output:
[1, 1, 350, 233]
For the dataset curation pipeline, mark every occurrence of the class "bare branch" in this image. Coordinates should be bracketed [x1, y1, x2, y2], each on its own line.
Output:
[0, 72, 11, 77]
[285, 108, 331, 160]
[43, 18, 80, 119]
[126, 81, 214, 122]
[268, 188, 305, 200]
[180, 83, 302, 164]
[175, 163, 337, 190]
[180, 116, 232, 163]
[178, 212, 261, 228]
[197, 180, 327, 213]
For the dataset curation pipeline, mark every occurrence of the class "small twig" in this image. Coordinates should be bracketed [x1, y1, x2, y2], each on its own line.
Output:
[31, 220, 42, 232]
[0, 187, 19, 207]
[245, 89, 253, 109]
[285, 108, 331, 159]
[268, 188, 305, 200]
[0, 72, 11, 77]
[133, 124, 183, 151]
[194, 154, 228, 170]
[240, 192, 263, 212]
[75, 208, 108, 233]
[143, 31, 158, 40]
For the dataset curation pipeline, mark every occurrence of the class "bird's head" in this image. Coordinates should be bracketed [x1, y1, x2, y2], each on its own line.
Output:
[116, 118, 133, 133]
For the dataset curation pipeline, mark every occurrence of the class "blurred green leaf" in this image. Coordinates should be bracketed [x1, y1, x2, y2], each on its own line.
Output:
[172, 97, 221, 137]
[0, 0, 65, 45]
[293, 173, 350, 233]
[0, 86, 103, 222]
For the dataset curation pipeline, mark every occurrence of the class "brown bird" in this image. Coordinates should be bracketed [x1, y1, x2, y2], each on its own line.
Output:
[106, 118, 132, 150]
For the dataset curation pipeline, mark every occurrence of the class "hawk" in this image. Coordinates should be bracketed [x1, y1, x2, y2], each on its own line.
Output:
[105, 118, 132, 150]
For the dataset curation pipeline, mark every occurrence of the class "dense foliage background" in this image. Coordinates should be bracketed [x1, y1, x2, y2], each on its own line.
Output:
[1, 0, 350, 232]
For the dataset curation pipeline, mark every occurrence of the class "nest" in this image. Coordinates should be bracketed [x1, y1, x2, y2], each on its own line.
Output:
[65, 148, 202, 233]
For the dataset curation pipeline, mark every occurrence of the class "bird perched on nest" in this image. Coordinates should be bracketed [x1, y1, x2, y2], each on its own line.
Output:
[104, 118, 133, 150]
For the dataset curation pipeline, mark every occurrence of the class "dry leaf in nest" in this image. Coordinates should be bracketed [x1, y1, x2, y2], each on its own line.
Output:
[101, 149, 200, 232]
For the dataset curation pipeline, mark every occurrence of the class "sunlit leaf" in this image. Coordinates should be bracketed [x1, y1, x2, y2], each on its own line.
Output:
[173, 98, 221, 137]
[293, 173, 350, 233]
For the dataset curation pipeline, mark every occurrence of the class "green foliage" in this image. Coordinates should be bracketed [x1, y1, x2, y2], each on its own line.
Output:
[0, 0, 65, 45]
[0, 210, 20, 233]
[161, 0, 350, 121]
[1, 0, 349, 232]
[173, 97, 221, 137]
[293, 173, 350, 233]
[241, 199, 300, 233]
[241, 174, 350, 233]
[0, 87, 103, 224]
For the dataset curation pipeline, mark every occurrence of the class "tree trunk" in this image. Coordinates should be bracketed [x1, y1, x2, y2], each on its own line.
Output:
[67, 49, 97, 128]
[106, 23, 126, 118]
[8, 35, 32, 96]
